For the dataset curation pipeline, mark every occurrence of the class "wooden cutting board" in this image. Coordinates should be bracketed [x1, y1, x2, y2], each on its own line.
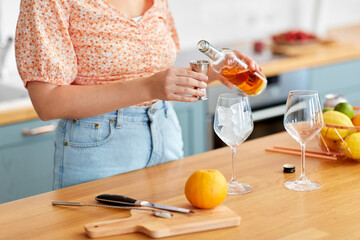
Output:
[84, 204, 240, 238]
[271, 39, 338, 56]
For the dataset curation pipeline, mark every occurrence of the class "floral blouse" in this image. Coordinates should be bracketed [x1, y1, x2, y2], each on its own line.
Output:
[15, 0, 180, 105]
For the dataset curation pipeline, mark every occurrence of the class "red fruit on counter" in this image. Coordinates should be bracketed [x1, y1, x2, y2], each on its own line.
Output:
[272, 30, 317, 44]
[253, 40, 264, 54]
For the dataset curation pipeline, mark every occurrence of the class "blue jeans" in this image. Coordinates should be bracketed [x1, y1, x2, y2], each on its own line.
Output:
[53, 101, 184, 189]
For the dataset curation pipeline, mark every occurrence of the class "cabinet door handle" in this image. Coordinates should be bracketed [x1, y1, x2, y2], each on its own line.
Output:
[22, 123, 57, 136]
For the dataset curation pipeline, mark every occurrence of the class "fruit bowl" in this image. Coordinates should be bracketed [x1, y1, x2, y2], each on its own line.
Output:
[317, 106, 360, 160]
[272, 30, 318, 45]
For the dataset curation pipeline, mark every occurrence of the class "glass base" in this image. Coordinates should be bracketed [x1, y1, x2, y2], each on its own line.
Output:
[284, 179, 321, 191]
[227, 181, 253, 195]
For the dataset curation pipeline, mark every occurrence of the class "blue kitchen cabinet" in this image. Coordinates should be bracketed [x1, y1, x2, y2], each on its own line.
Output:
[173, 100, 207, 157]
[310, 59, 360, 106]
[0, 119, 57, 203]
[0, 100, 207, 204]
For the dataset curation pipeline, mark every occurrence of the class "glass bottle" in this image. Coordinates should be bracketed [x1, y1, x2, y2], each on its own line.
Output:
[197, 40, 267, 96]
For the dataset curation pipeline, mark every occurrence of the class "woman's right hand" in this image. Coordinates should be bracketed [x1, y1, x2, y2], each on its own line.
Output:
[147, 67, 208, 102]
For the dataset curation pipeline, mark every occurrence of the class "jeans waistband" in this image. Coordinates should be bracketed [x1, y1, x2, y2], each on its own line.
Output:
[58, 101, 172, 130]
[114, 100, 170, 127]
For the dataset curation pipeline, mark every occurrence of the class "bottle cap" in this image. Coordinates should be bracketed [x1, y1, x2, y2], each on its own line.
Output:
[283, 164, 295, 173]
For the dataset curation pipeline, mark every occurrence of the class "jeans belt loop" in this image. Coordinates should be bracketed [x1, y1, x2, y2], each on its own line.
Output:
[164, 101, 169, 118]
[116, 109, 123, 128]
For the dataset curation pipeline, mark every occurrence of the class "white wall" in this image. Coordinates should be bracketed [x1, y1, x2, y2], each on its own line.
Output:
[1, 0, 360, 86]
[168, 0, 360, 49]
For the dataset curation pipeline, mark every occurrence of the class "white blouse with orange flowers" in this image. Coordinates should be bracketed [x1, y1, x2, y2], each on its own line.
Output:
[15, 0, 180, 105]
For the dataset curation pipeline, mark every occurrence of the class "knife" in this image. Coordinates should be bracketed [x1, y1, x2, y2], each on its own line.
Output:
[52, 201, 153, 212]
[95, 194, 194, 214]
[52, 201, 173, 218]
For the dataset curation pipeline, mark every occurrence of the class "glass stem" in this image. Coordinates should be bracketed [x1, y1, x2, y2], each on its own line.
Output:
[231, 146, 237, 183]
[299, 142, 307, 181]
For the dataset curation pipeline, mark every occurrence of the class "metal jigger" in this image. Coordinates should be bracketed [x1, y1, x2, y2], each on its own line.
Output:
[189, 60, 209, 100]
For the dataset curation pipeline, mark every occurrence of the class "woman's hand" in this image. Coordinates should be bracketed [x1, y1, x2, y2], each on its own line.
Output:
[207, 67, 233, 89]
[147, 67, 208, 102]
[233, 50, 262, 72]
[207, 51, 263, 89]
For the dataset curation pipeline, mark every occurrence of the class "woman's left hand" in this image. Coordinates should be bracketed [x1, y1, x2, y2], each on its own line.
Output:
[233, 50, 262, 73]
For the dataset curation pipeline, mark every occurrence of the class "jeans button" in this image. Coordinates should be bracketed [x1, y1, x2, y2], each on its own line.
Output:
[150, 108, 157, 114]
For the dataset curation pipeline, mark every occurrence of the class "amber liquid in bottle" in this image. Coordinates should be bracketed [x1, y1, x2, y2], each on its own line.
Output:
[197, 40, 267, 96]
[220, 65, 266, 95]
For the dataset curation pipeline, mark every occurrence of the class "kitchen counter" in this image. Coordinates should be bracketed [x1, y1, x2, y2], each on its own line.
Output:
[0, 104, 38, 126]
[1, 24, 360, 126]
[261, 40, 360, 77]
[1, 132, 360, 239]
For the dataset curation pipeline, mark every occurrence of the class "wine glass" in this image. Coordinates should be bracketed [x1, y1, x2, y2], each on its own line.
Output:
[283, 90, 324, 191]
[214, 93, 254, 194]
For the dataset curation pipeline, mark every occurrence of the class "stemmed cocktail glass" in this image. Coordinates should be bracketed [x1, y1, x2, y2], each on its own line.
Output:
[283, 90, 324, 191]
[214, 93, 254, 194]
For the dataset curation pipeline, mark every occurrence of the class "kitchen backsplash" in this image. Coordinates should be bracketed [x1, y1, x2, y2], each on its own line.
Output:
[1, 0, 360, 86]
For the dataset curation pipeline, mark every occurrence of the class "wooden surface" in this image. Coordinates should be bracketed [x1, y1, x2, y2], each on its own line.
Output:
[270, 41, 325, 56]
[1, 131, 360, 239]
[0, 106, 38, 126]
[84, 204, 240, 238]
[261, 40, 360, 77]
[270, 39, 339, 56]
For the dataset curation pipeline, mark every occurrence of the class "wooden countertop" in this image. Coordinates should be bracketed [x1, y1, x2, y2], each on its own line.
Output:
[0, 105, 38, 126]
[261, 41, 360, 77]
[2, 24, 360, 126]
[1, 132, 360, 239]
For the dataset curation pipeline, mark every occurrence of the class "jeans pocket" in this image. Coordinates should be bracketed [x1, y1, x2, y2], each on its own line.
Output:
[67, 119, 115, 148]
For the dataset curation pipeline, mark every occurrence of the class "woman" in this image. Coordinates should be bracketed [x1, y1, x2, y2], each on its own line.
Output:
[15, 0, 262, 189]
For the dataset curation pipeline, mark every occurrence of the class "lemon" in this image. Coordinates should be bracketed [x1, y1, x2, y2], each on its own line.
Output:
[321, 111, 355, 140]
[334, 102, 354, 119]
[341, 132, 360, 160]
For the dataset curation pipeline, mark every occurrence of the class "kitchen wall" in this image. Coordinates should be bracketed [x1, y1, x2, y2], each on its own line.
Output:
[169, 0, 360, 49]
[1, 0, 360, 86]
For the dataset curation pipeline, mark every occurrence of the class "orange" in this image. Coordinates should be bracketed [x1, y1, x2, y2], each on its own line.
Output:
[185, 169, 227, 209]
[319, 136, 342, 152]
[352, 112, 360, 128]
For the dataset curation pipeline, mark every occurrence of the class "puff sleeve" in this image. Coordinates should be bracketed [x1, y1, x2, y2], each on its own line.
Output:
[15, 0, 78, 87]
